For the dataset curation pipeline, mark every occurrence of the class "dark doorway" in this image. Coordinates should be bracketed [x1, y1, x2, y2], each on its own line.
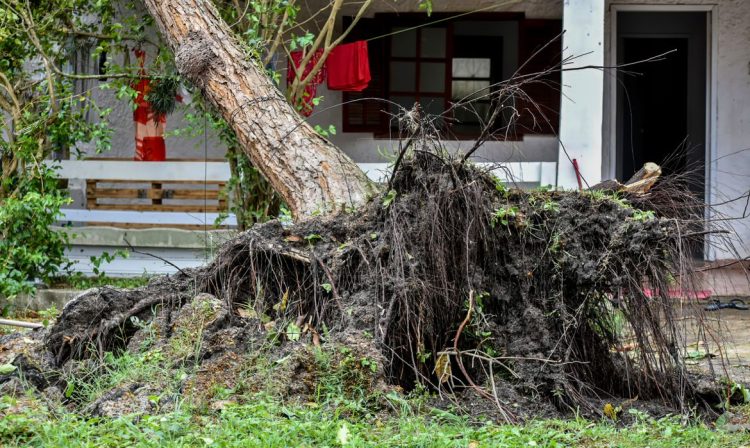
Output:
[616, 12, 707, 197]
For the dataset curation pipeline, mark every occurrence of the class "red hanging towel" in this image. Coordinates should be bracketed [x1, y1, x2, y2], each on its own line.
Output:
[287, 49, 326, 116]
[326, 41, 371, 92]
[133, 49, 167, 161]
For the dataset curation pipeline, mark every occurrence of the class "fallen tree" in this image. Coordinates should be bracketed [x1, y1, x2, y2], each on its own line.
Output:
[142, 0, 375, 218]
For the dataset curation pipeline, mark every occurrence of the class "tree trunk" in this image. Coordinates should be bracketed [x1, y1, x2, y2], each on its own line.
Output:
[142, 0, 375, 218]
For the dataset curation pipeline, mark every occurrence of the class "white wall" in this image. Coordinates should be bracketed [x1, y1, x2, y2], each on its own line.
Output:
[603, 0, 750, 259]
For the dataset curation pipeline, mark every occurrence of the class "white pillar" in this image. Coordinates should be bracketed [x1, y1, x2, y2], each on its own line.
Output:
[557, 0, 606, 188]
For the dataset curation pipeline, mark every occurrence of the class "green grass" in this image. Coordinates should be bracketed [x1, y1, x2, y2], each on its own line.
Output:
[1, 326, 746, 447]
[0, 392, 745, 447]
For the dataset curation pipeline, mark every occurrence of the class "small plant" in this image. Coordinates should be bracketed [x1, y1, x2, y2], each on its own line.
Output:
[493, 176, 509, 197]
[549, 233, 562, 254]
[278, 206, 293, 226]
[38, 305, 59, 328]
[286, 322, 301, 341]
[491, 205, 519, 227]
[89, 249, 130, 279]
[304, 233, 323, 245]
[585, 189, 631, 209]
[0, 189, 72, 299]
[382, 189, 397, 208]
[542, 199, 560, 213]
[631, 209, 655, 222]
[53, 273, 151, 290]
[145, 76, 181, 117]
[715, 379, 750, 411]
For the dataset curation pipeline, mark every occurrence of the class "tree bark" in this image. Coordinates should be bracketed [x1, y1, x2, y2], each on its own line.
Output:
[142, 0, 375, 218]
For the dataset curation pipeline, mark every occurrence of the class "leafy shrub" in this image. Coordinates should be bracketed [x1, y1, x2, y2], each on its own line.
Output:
[0, 175, 71, 298]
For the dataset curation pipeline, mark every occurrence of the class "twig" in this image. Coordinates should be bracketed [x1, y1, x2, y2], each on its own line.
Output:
[453, 290, 516, 423]
[0, 318, 44, 329]
[123, 237, 188, 276]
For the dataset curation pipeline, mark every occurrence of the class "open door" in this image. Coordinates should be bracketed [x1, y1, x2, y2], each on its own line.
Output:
[616, 11, 707, 196]
[616, 11, 707, 257]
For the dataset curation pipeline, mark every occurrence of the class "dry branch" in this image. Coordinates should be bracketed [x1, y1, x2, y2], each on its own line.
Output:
[0, 318, 44, 329]
[590, 162, 662, 194]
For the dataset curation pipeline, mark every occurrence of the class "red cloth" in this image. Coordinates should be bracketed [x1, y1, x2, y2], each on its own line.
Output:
[288, 49, 326, 116]
[139, 137, 166, 161]
[133, 50, 167, 161]
[326, 41, 371, 92]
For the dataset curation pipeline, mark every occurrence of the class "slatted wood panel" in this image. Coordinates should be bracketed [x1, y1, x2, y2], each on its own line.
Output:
[85, 179, 228, 216]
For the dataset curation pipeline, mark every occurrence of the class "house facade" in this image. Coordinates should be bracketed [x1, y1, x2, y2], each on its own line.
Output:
[58, 0, 750, 293]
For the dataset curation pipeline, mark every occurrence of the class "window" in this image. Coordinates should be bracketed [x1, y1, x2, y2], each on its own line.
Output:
[341, 14, 562, 139]
[450, 33, 504, 136]
[387, 26, 449, 128]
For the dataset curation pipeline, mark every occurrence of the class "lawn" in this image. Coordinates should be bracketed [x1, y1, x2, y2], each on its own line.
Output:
[1, 340, 747, 448]
[1, 393, 747, 447]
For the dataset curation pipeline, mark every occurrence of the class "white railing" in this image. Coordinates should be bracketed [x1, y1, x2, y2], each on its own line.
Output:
[51, 159, 557, 227]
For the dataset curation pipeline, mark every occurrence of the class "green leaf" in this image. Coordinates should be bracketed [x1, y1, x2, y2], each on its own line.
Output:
[321, 283, 333, 293]
[0, 364, 17, 375]
[286, 322, 301, 341]
[382, 189, 397, 208]
[304, 233, 322, 244]
[64, 381, 75, 398]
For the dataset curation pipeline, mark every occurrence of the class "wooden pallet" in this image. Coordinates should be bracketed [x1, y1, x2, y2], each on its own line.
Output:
[85, 179, 228, 227]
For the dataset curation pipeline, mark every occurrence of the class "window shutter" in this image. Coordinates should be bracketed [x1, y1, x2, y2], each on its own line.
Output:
[516, 19, 563, 135]
[341, 17, 387, 134]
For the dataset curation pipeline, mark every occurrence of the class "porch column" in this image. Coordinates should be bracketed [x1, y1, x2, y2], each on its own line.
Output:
[557, 0, 606, 188]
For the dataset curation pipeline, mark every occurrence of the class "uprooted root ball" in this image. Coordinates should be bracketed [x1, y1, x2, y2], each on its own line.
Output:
[30, 153, 717, 421]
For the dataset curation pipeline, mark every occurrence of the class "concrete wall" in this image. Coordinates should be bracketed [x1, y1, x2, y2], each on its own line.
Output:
[602, 0, 750, 260]
[557, 0, 605, 188]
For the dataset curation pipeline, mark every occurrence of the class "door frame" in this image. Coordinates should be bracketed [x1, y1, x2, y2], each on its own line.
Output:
[608, 4, 717, 201]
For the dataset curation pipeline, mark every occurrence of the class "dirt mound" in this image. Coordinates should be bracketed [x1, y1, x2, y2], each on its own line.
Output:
[1, 153, 731, 421]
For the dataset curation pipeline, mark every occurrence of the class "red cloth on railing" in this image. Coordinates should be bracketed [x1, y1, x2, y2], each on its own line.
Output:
[326, 41, 371, 92]
[287, 49, 326, 116]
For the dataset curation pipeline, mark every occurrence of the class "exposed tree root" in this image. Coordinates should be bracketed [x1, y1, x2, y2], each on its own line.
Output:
[3, 151, 737, 421]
